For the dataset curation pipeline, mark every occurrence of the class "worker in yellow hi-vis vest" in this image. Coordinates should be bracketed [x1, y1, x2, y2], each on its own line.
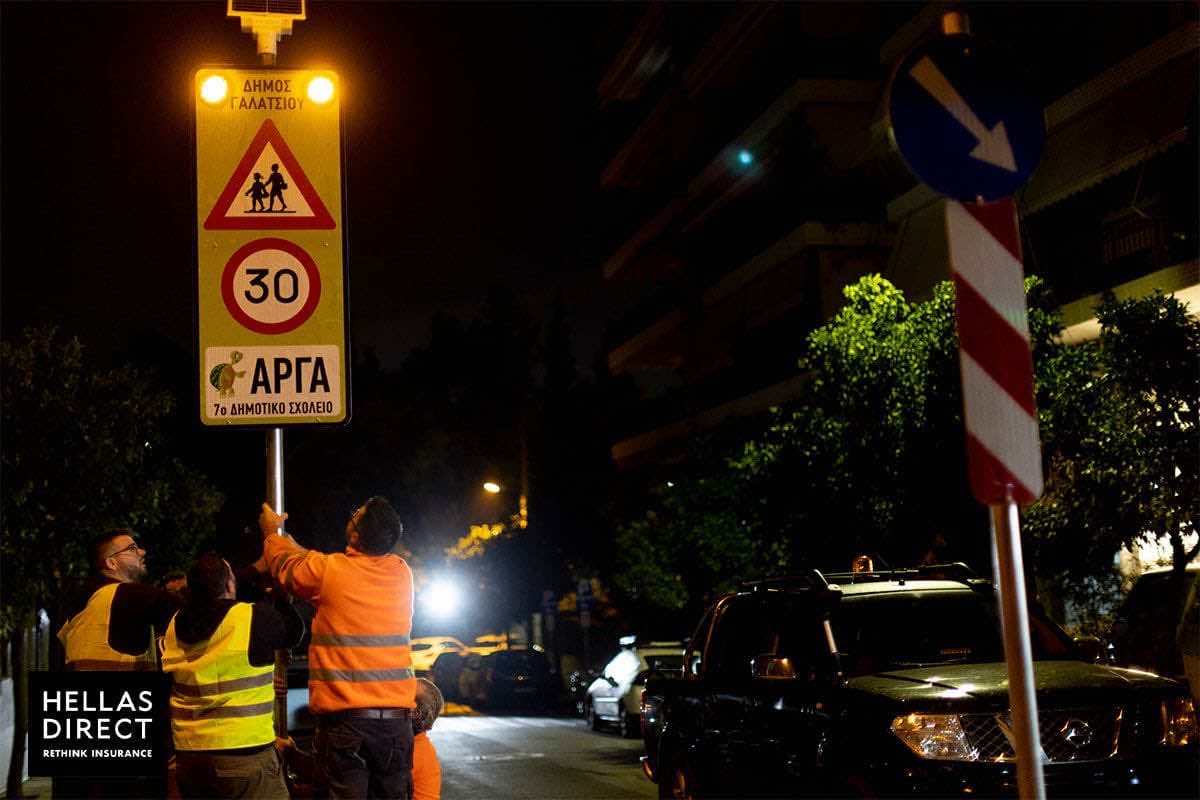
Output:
[58, 528, 180, 671]
[162, 552, 303, 798]
[56, 528, 182, 799]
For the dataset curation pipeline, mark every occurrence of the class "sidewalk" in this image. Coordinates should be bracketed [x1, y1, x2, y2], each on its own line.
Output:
[0, 776, 50, 799]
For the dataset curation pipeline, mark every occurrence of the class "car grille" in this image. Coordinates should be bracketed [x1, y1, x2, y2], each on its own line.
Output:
[960, 707, 1125, 764]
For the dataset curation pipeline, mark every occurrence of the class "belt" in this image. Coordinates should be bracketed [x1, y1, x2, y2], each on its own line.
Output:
[321, 708, 411, 721]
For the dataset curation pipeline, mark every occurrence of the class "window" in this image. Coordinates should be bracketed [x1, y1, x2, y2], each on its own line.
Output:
[831, 589, 1075, 677]
[705, 594, 828, 680]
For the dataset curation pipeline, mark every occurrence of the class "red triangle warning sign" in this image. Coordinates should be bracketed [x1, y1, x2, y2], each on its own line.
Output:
[204, 119, 336, 230]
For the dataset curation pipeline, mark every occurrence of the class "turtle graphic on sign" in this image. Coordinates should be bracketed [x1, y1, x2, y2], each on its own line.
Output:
[209, 351, 246, 397]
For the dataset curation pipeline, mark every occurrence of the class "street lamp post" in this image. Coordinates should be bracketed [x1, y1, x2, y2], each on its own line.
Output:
[479, 477, 553, 672]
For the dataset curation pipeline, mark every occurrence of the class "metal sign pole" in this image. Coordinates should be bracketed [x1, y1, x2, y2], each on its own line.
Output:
[258, 34, 290, 751]
[266, 428, 284, 513]
[990, 488, 1046, 800]
[266, 426, 288, 741]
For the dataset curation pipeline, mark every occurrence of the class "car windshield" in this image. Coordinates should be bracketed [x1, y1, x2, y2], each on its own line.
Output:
[645, 655, 683, 672]
[832, 589, 1076, 676]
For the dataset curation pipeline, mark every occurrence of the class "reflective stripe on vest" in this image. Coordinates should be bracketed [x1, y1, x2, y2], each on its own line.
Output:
[57, 583, 156, 671]
[162, 603, 274, 751]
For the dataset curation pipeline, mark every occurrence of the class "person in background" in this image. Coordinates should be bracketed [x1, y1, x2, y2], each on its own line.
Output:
[56, 528, 182, 798]
[161, 551, 303, 798]
[59, 529, 180, 670]
[412, 678, 444, 800]
[259, 498, 416, 799]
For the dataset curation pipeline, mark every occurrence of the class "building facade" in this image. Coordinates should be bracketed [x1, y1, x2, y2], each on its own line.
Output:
[596, 1, 1198, 480]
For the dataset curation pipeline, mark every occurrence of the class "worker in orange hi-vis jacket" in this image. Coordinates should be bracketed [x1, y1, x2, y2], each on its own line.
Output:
[258, 498, 416, 800]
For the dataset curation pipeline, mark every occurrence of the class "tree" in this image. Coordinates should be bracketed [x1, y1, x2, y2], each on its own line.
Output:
[1, 327, 222, 796]
[1027, 292, 1200, 621]
[724, 275, 1046, 575]
[613, 451, 789, 628]
[611, 274, 1198, 632]
[612, 275, 1057, 616]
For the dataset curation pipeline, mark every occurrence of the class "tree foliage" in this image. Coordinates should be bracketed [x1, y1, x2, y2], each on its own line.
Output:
[1, 327, 223, 637]
[1027, 292, 1200, 590]
[613, 276, 1198, 620]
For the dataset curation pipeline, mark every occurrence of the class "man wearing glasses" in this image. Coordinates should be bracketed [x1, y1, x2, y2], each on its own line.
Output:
[58, 528, 181, 671]
[259, 497, 416, 799]
[55, 529, 182, 799]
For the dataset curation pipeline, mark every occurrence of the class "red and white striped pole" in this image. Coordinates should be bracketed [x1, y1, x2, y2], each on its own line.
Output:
[947, 197, 1046, 800]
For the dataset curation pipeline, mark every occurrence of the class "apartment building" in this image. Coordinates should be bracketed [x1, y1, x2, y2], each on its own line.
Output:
[597, 2, 1198, 478]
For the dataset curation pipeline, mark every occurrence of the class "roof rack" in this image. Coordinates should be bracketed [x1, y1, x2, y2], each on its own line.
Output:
[619, 634, 686, 648]
[822, 562, 988, 590]
[741, 569, 831, 592]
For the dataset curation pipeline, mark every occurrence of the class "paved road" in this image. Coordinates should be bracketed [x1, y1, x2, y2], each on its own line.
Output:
[432, 713, 656, 800]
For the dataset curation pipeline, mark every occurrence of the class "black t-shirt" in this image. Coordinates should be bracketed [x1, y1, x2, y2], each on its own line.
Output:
[62, 577, 181, 657]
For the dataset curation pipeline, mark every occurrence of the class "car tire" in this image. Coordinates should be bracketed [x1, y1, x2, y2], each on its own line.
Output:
[655, 753, 674, 800]
[619, 711, 639, 739]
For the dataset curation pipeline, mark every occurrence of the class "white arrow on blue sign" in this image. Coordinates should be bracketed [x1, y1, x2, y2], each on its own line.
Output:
[888, 34, 1044, 201]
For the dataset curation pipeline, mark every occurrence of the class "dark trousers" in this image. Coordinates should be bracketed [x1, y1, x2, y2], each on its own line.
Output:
[51, 774, 163, 799]
[315, 717, 413, 800]
[175, 746, 287, 799]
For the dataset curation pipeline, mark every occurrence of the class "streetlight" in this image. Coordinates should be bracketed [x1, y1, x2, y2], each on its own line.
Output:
[481, 480, 526, 529]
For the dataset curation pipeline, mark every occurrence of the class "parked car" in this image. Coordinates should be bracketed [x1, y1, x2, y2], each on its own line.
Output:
[467, 632, 510, 655]
[1110, 563, 1200, 698]
[410, 635, 469, 674]
[586, 636, 684, 737]
[430, 651, 468, 702]
[458, 648, 557, 709]
[642, 563, 1198, 799]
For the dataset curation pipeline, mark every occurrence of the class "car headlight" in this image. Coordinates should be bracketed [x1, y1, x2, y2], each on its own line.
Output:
[891, 713, 980, 761]
[1161, 697, 1197, 747]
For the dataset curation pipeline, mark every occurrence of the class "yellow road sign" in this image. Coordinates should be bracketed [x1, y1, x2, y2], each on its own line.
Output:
[195, 68, 347, 426]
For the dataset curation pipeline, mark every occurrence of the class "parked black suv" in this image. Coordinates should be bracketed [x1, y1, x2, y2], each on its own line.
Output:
[641, 564, 1198, 798]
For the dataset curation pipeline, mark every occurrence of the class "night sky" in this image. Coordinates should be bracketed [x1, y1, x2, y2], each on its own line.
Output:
[1, 1, 614, 372]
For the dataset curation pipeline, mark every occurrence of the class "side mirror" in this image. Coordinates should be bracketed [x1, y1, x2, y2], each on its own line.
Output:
[1073, 636, 1106, 664]
[750, 654, 798, 680]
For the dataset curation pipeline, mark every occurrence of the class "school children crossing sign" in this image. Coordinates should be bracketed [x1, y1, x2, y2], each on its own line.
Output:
[195, 68, 347, 426]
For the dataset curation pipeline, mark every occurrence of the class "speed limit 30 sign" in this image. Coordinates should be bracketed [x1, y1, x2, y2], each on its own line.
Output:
[221, 238, 321, 334]
[194, 69, 347, 426]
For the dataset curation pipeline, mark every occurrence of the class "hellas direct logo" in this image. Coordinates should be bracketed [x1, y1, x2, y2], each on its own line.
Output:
[41, 689, 154, 743]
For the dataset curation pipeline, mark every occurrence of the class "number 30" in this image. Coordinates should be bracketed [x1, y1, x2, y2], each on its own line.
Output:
[244, 268, 299, 304]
